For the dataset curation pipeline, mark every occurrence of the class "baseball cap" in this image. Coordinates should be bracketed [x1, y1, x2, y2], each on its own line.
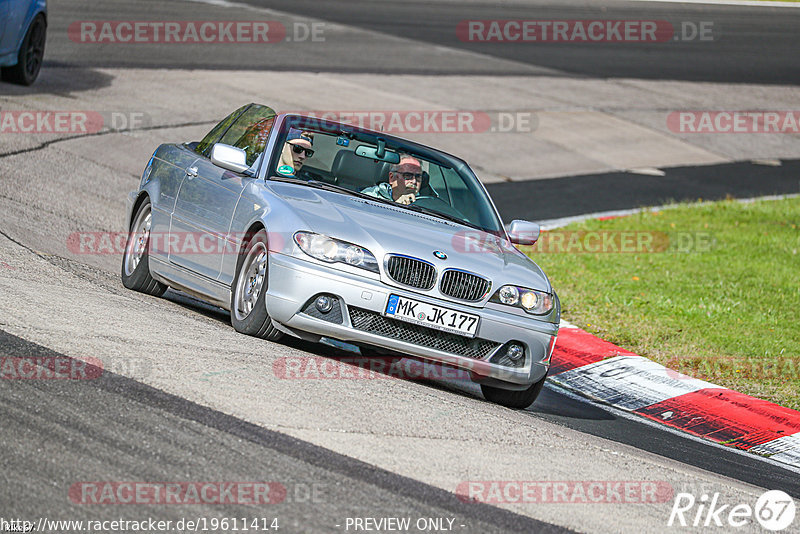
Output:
[287, 128, 313, 148]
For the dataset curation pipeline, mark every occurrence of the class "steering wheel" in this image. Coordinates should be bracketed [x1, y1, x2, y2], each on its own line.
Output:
[412, 195, 466, 220]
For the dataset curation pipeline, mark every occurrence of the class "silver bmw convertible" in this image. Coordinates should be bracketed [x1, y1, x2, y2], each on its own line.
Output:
[122, 103, 560, 408]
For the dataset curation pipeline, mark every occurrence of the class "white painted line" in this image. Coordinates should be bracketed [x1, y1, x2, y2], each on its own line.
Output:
[751, 159, 783, 167]
[537, 193, 800, 230]
[627, 0, 800, 8]
[550, 355, 723, 411]
[539, 208, 645, 230]
[626, 167, 666, 177]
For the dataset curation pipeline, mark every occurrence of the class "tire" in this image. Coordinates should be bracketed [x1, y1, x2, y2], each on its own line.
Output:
[121, 199, 167, 297]
[2, 14, 46, 86]
[481, 373, 547, 409]
[230, 230, 283, 341]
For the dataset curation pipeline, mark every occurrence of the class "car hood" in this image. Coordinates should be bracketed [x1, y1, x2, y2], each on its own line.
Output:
[267, 182, 551, 293]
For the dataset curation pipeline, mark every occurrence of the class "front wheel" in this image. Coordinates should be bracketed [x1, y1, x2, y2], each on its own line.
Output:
[230, 230, 283, 341]
[481, 373, 547, 409]
[121, 199, 168, 297]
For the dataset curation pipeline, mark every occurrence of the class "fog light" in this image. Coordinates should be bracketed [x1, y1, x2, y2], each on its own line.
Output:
[315, 295, 333, 313]
[506, 343, 524, 362]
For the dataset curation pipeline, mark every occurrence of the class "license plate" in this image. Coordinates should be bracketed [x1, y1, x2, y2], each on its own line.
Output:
[384, 294, 479, 338]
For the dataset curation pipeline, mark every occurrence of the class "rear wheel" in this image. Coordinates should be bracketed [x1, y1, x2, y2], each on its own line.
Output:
[230, 230, 283, 341]
[481, 373, 547, 409]
[121, 199, 167, 297]
[2, 14, 46, 85]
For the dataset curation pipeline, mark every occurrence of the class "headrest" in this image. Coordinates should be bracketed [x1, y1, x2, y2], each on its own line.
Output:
[332, 151, 384, 188]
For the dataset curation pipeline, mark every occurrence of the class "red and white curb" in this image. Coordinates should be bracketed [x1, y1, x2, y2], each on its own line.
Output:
[549, 321, 800, 469]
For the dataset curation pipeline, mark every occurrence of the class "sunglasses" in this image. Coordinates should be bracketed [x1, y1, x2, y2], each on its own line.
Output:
[291, 145, 314, 158]
[396, 172, 422, 180]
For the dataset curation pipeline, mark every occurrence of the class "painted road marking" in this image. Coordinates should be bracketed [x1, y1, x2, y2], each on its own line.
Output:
[550, 355, 723, 411]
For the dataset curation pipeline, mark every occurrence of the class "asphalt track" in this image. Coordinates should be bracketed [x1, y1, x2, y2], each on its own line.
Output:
[0, 330, 563, 534]
[487, 158, 800, 221]
[233, 0, 800, 84]
[48, 0, 800, 83]
[2, 0, 800, 532]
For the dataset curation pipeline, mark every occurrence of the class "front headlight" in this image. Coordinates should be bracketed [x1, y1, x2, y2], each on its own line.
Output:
[293, 232, 379, 273]
[490, 285, 553, 315]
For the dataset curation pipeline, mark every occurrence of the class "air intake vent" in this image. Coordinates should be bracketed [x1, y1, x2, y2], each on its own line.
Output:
[386, 255, 436, 290]
[349, 307, 499, 359]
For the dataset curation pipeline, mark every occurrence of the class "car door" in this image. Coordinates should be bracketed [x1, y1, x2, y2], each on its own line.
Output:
[169, 160, 248, 280]
[145, 144, 203, 265]
[169, 105, 276, 281]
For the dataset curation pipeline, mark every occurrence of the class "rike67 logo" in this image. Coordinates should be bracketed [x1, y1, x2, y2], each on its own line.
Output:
[668, 490, 795, 531]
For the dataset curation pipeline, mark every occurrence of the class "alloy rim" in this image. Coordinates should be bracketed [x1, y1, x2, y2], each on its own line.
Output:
[124, 207, 151, 276]
[234, 242, 267, 321]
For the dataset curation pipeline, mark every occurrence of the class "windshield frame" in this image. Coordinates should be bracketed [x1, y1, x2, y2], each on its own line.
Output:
[261, 113, 507, 237]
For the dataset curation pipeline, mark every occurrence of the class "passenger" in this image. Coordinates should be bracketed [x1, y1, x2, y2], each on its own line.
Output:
[278, 128, 314, 175]
[361, 155, 423, 205]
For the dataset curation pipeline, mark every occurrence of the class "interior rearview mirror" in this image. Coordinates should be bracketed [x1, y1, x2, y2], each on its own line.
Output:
[355, 144, 400, 163]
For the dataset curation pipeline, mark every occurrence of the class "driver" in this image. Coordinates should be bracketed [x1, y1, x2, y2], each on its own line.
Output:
[361, 155, 422, 205]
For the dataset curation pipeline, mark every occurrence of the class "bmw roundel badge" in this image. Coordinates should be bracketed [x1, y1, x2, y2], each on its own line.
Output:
[433, 250, 447, 260]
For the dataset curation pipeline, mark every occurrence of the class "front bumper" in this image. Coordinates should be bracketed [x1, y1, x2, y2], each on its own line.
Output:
[265, 253, 558, 389]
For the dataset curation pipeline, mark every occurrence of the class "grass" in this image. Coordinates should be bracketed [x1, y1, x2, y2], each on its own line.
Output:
[524, 196, 800, 410]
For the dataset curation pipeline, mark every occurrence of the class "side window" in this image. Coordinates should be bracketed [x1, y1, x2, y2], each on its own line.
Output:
[218, 105, 277, 166]
[195, 105, 248, 157]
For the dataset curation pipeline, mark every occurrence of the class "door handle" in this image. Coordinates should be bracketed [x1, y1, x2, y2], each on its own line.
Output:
[185, 166, 198, 179]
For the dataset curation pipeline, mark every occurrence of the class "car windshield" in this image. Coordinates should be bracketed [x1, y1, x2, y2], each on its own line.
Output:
[267, 116, 504, 236]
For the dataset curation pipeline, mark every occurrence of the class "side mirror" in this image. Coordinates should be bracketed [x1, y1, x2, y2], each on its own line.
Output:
[506, 220, 540, 245]
[211, 143, 249, 173]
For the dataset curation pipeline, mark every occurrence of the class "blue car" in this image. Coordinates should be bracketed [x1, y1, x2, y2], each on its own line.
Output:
[0, 0, 46, 85]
